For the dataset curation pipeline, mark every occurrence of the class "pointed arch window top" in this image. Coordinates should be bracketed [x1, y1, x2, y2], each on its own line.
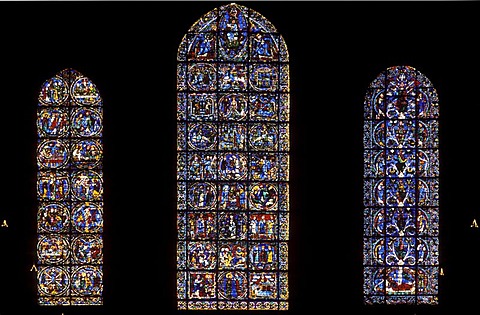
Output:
[39, 69, 102, 107]
[178, 2, 289, 63]
[365, 65, 439, 120]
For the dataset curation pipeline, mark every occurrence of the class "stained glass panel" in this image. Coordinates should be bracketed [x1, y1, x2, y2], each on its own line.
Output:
[177, 3, 289, 310]
[36, 68, 104, 305]
[363, 65, 439, 305]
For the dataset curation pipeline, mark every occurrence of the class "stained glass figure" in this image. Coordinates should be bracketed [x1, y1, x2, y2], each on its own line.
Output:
[363, 65, 439, 305]
[177, 2, 289, 310]
[37, 68, 103, 305]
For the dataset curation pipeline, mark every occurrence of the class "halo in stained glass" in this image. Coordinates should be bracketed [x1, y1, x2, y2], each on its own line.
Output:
[177, 3, 289, 310]
[39, 77, 69, 106]
[218, 271, 248, 299]
[219, 242, 248, 269]
[219, 93, 248, 120]
[249, 183, 278, 211]
[70, 108, 103, 137]
[37, 108, 70, 137]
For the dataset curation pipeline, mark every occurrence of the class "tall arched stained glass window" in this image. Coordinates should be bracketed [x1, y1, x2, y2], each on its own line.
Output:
[36, 68, 104, 305]
[176, 2, 289, 311]
[363, 65, 439, 305]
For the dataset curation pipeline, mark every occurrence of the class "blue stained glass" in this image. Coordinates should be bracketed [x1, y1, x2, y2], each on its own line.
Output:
[39, 77, 68, 105]
[188, 123, 217, 150]
[219, 63, 248, 91]
[249, 243, 277, 270]
[219, 6, 248, 31]
[36, 69, 103, 305]
[218, 271, 248, 299]
[37, 108, 70, 137]
[188, 212, 217, 240]
[38, 203, 70, 233]
[219, 93, 248, 121]
[249, 123, 278, 151]
[177, 2, 289, 310]
[218, 212, 248, 240]
[188, 33, 216, 61]
[72, 139, 102, 169]
[219, 124, 247, 150]
[72, 203, 103, 233]
[249, 64, 278, 92]
[188, 64, 217, 91]
[363, 66, 439, 305]
[37, 140, 69, 169]
[250, 94, 277, 121]
[219, 183, 247, 210]
[188, 93, 217, 121]
[38, 266, 70, 297]
[250, 153, 278, 181]
[250, 34, 279, 62]
[218, 31, 248, 61]
[71, 266, 102, 296]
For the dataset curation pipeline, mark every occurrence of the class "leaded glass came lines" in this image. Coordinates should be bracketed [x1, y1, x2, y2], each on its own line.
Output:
[177, 3, 290, 310]
[363, 66, 439, 305]
[36, 68, 104, 306]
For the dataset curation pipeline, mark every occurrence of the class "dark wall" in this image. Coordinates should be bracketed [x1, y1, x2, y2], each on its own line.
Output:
[0, 1, 478, 315]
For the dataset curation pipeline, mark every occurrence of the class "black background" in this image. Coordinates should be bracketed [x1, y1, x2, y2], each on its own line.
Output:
[0, 1, 479, 315]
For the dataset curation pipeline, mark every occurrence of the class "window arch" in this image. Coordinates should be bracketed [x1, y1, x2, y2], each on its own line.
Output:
[176, 2, 290, 311]
[36, 68, 104, 305]
[363, 65, 439, 305]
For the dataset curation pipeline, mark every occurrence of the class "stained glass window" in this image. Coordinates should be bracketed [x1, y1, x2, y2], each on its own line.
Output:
[176, 2, 289, 311]
[36, 68, 104, 305]
[363, 66, 439, 305]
